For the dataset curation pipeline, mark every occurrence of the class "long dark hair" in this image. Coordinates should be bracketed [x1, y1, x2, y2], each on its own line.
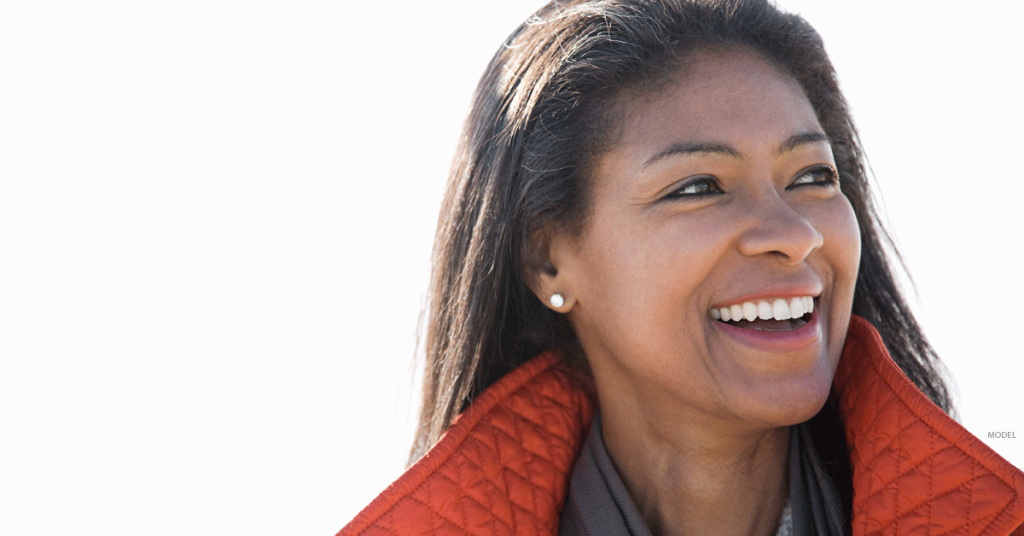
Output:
[411, 0, 952, 472]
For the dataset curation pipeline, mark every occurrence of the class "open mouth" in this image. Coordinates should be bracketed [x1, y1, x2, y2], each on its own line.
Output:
[711, 297, 815, 332]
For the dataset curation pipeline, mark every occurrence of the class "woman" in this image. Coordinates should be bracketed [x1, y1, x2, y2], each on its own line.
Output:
[341, 1, 1024, 535]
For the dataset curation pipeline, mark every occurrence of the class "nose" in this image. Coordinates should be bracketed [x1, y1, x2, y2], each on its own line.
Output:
[736, 191, 824, 265]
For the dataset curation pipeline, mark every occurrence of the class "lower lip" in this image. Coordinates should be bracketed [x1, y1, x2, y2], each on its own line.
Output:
[713, 308, 822, 352]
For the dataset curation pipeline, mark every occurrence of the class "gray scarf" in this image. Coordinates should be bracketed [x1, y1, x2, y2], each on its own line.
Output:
[558, 416, 847, 535]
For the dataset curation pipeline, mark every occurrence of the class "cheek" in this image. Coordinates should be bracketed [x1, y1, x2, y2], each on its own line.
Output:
[579, 211, 730, 304]
[829, 196, 861, 284]
[568, 214, 722, 353]
[817, 195, 861, 352]
[807, 193, 861, 286]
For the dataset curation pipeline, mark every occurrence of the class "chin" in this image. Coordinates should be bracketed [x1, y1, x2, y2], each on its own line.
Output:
[738, 368, 835, 430]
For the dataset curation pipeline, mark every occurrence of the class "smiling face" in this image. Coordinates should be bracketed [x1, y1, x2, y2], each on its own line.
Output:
[538, 48, 861, 435]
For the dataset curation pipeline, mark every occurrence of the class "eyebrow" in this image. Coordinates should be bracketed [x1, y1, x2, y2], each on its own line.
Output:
[641, 131, 831, 170]
[642, 142, 741, 170]
[775, 131, 831, 156]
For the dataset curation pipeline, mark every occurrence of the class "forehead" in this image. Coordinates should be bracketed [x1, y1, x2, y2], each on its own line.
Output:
[602, 47, 821, 169]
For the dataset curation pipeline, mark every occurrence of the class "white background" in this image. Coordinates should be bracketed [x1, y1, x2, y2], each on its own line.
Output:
[2, 1, 1021, 534]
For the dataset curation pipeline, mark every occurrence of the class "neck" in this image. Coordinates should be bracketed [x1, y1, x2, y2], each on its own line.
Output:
[600, 406, 790, 536]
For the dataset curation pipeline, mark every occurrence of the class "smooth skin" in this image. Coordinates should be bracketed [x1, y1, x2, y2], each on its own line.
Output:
[533, 48, 861, 536]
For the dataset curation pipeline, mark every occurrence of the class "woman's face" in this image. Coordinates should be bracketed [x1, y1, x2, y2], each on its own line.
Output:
[544, 48, 861, 432]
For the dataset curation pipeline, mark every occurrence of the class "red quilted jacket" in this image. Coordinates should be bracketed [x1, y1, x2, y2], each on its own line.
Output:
[340, 316, 1024, 535]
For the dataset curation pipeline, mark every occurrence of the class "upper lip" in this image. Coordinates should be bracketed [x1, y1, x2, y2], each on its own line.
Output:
[710, 286, 822, 309]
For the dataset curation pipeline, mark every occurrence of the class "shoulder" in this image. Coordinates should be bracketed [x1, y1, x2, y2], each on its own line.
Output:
[339, 353, 595, 536]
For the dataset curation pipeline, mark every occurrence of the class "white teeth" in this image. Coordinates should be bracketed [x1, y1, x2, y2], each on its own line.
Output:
[772, 299, 791, 320]
[743, 302, 759, 322]
[712, 296, 817, 323]
[789, 297, 805, 318]
[730, 304, 743, 322]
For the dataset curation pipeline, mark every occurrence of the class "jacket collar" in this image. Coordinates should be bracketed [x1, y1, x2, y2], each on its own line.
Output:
[836, 316, 1024, 535]
[340, 316, 1024, 536]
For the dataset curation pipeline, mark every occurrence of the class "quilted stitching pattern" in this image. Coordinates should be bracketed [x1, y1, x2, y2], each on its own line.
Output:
[340, 354, 594, 536]
[340, 317, 1024, 536]
[837, 316, 1024, 536]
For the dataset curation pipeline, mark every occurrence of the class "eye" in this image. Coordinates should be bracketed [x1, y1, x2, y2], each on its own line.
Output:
[666, 176, 722, 199]
[789, 165, 838, 189]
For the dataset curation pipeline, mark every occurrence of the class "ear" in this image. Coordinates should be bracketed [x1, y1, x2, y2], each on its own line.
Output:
[524, 228, 580, 313]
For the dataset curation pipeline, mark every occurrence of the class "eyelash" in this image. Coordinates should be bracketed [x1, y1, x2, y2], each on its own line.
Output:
[667, 175, 721, 199]
[788, 165, 839, 189]
[666, 165, 839, 200]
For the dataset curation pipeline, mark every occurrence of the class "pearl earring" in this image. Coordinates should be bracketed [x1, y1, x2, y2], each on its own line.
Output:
[549, 293, 564, 308]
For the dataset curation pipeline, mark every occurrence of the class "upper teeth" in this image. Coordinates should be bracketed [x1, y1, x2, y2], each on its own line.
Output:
[710, 297, 814, 322]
